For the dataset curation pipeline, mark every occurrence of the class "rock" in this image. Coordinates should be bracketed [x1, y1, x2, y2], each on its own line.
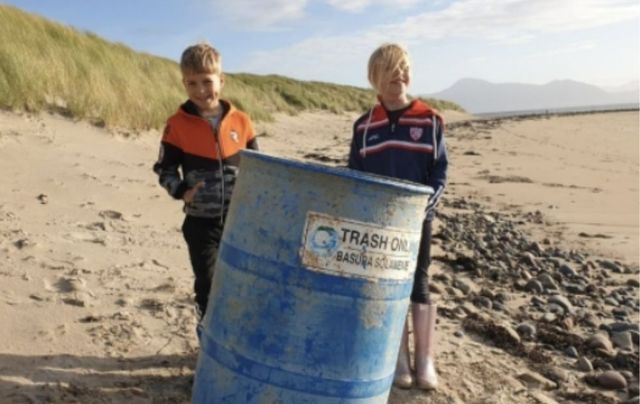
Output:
[538, 273, 559, 290]
[627, 278, 640, 288]
[587, 333, 614, 352]
[613, 307, 629, 318]
[454, 330, 464, 338]
[543, 312, 557, 322]
[620, 370, 634, 381]
[473, 296, 492, 310]
[549, 294, 574, 315]
[526, 279, 544, 294]
[611, 331, 634, 351]
[521, 252, 538, 266]
[558, 264, 577, 278]
[548, 303, 566, 316]
[494, 292, 508, 303]
[564, 346, 578, 358]
[592, 358, 615, 370]
[565, 283, 586, 294]
[479, 288, 495, 299]
[605, 322, 639, 333]
[516, 323, 537, 340]
[596, 370, 628, 390]
[517, 371, 557, 390]
[576, 356, 593, 372]
[453, 279, 472, 295]
[605, 297, 620, 306]
[428, 283, 444, 294]
[600, 260, 623, 273]
[529, 241, 544, 255]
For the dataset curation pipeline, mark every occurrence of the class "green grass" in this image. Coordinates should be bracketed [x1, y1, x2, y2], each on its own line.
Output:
[0, 5, 464, 130]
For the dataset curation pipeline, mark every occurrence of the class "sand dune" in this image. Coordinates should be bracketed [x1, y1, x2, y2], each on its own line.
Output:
[0, 108, 637, 403]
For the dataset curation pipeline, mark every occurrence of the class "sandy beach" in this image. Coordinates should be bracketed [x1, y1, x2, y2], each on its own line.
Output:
[0, 108, 638, 403]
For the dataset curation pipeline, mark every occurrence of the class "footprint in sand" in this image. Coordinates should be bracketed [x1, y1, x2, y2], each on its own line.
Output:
[50, 276, 95, 307]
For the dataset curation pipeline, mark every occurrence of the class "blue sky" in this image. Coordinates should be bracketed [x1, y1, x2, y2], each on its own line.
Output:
[4, 0, 639, 93]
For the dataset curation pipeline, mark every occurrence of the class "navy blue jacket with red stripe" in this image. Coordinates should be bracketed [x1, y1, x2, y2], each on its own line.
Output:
[348, 99, 448, 220]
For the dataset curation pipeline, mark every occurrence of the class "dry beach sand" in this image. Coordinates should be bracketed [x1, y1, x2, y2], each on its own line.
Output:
[0, 108, 638, 403]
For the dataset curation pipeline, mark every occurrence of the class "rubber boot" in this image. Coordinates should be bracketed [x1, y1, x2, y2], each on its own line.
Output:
[412, 303, 438, 390]
[393, 320, 413, 389]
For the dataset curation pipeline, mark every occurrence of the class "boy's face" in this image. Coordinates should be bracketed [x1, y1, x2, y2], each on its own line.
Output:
[182, 70, 224, 116]
[378, 62, 411, 101]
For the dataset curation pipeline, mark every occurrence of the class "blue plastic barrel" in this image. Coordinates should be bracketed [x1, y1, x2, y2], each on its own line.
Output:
[192, 150, 433, 403]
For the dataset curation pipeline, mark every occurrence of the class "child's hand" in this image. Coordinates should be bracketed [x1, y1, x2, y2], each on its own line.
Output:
[183, 181, 205, 203]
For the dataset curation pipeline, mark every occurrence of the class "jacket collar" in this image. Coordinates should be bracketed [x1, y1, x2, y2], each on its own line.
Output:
[179, 99, 232, 121]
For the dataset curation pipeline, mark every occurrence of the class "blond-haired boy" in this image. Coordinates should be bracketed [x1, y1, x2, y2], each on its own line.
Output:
[348, 43, 448, 390]
[154, 43, 258, 321]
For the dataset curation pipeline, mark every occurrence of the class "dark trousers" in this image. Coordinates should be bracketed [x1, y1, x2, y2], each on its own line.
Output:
[411, 219, 432, 304]
[182, 215, 224, 319]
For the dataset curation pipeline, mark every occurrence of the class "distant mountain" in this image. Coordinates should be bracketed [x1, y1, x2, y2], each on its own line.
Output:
[603, 80, 639, 93]
[428, 78, 639, 114]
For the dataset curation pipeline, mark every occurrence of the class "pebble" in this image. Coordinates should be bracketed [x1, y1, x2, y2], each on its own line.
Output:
[516, 323, 536, 340]
[473, 296, 492, 309]
[596, 370, 628, 390]
[548, 294, 574, 315]
[564, 283, 586, 294]
[454, 330, 464, 338]
[558, 264, 577, 278]
[576, 356, 593, 372]
[538, 273, 559, 290]
[605, 297, 620, 306]
[611, 331, 634, 351]
[586, 333, 614, 352]
[525, 279, 544, 294]
[517, 371, 556, 390]
[564, 346, 578, 358]
[453, 279, 471, 295]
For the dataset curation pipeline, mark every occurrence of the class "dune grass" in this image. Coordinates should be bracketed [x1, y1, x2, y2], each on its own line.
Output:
[0, 5, 463, 130]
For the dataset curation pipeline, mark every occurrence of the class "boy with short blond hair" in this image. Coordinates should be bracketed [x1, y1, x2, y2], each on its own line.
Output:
[348, 43, 448, 391]
[154, 42, 258, 321]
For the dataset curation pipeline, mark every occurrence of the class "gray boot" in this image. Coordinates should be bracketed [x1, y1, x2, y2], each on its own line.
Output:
[412, 303, 438, 390]
[393, 319, 413, 389]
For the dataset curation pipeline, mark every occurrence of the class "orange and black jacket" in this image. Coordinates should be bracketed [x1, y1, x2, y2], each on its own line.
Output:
[153, 99, 258, 220]
[348, 99, 447, 221]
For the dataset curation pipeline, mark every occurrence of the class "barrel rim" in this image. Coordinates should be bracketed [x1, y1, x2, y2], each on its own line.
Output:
[240, 150, 434, 195]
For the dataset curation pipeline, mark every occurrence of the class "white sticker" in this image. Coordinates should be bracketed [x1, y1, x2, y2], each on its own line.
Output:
[300, 212, 420, 281]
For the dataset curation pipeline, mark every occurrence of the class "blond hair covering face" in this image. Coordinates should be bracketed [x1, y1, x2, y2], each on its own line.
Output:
[180, 43, 222, 74]
[367, 43, 410, 93]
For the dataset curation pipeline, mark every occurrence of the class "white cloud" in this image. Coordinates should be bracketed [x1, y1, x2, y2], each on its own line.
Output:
[325, 0, 421, 13]
[240, 0, 639, 90]
[394, 0, 640, 42]
[210, 0, 309, 29]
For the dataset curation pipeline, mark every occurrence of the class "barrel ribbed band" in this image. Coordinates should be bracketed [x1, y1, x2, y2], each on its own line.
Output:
[219, 241, 414, 301]
[199, 334, 393, 398]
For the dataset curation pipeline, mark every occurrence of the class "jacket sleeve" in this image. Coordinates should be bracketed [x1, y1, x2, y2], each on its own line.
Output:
[244, 117, 260, 150]
[153, 124, 188, 200]
[347, 121, 363, 170]
[425, 117, 448, 218]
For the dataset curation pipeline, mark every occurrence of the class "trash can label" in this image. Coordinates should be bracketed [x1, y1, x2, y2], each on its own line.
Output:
[300, 211, 420, 281]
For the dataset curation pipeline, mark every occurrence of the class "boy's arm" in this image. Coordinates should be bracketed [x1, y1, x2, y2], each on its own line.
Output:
[245, 117, 259, 150]
[153, 125, 188, 200]
[425, 119, 448, 218]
